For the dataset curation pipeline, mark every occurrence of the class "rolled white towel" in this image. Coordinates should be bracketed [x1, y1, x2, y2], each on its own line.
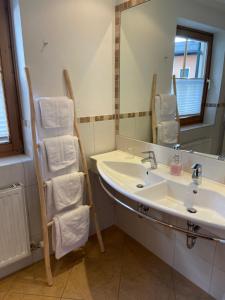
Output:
[52, 205, 90, 259]
[52, 172, 84, 212]
[43, 135, 78, 172]
[39, 97, 74, 129]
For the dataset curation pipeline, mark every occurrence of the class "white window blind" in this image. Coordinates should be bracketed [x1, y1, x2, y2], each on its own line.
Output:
[176, 79, 204, 116]
[0, 78, 9, 142]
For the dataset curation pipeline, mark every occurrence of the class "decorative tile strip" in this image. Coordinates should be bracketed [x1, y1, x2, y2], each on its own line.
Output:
[78, 117, 91, 123]
[205, 102, 225, 108]
[78, 114, 115, 123]
[117, 0, 150, 12]
[77, 111, 151, 124]
[120, 111, 151, 119]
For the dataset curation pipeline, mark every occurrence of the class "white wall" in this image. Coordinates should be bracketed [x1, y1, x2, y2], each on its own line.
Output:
[19, 0, 116, 159]
[19, 0, 114, 116]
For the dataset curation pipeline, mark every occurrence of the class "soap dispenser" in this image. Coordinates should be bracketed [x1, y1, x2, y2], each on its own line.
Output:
[170, 144, 182, 176]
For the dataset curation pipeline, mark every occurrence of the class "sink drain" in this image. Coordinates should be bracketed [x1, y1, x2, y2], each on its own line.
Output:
[136, 184, 144, 188]
[187, 208, 197, 214]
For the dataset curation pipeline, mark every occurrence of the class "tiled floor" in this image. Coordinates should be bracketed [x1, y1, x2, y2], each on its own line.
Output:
[0, 226, 214, 300]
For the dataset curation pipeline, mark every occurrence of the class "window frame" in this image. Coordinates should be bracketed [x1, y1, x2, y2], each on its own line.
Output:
[175, 25, 213, 126]
[0, 0, 23, 157]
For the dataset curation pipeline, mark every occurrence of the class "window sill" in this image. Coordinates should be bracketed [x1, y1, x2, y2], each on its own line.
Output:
[0, 154, 32, 168]
[180, 123, 213, 132]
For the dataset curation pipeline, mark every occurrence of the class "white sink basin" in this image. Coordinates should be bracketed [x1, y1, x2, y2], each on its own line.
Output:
[92, 150, 225, 231]
[100, 160, 164, 190]
[135, 180, 225, 229]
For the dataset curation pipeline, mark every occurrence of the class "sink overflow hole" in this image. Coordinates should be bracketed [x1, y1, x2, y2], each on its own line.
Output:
[136, 184, 144, 188]
[187, 208, 197, 214]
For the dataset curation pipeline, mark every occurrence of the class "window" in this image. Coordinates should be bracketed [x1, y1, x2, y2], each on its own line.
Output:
[179, 68, 190, 78]
[173, 25, 213, 126]
[0, 0, 23, 157]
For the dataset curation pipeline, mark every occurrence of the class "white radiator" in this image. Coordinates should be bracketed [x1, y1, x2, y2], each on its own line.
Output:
[0, 183, 30, 268]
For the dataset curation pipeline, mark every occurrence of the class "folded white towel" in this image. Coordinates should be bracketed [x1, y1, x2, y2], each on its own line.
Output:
[39, 97, 74, 129]
[40, 142, 79, 181]
[52, 172, 84, 212]
[155, 94, 177, 121]
[52, 205, 90, 259]
[157, 120, 179, 145]
[34, 99, 74, 141]
[43, 135, 78, 172]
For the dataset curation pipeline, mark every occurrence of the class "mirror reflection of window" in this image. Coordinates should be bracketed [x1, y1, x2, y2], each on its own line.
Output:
[172, 26, 213, 126]
[0, 63, 10, 144]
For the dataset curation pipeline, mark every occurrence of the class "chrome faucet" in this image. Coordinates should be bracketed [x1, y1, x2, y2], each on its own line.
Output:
[192, 163, 202, 185]
[141, 151, 157, 169]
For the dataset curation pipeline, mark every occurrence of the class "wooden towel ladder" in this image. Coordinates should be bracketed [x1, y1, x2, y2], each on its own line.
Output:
[25, 67, 105, 286]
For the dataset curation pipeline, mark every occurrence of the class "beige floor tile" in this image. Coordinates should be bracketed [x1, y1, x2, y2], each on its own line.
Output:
[9, 259, 70, 298]
[86, 226, 125, 260]
[22, 295, 60, 300]
[62, 227, 124, 300]
[4, 292, 60, 300]
[1, 226, 214, 300]
[61, 259, 93, 300]
[0, 275, 15, 293]
[119, 235, 174, 299]
[0, 292, 7, 300]
[3, 291, 24, 300]
[62, 255, 121, 300]
[173, 272, 214, 300]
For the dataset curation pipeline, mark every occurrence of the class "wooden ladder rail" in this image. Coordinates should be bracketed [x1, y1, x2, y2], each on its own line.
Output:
[151, 74, 157, 144]
[25, 67, 53, 286]
[172, 74, 180, 143]
[25, 67, 105, 287]
[63, 69, 105, 253]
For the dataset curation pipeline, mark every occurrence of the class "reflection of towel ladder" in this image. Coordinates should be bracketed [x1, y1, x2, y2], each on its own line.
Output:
[151, 74, 180, 144]
[25, 67, 105, 286]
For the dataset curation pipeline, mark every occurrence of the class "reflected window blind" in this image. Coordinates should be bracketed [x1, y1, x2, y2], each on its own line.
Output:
[0, 80, 9, 140]
[176, 79, 204, 116]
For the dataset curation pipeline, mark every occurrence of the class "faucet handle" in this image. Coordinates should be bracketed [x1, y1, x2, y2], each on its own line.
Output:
[173, 144, 181, 150]
[142, 151, 157, 169]
[142, 150, 153, 154]
[192, 164, 202, 183]
[142, 150, 155, 159]
[192, 163, 202, 171]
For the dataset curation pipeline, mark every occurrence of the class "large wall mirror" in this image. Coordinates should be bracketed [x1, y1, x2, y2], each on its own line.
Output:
[115, 0, 225, 159]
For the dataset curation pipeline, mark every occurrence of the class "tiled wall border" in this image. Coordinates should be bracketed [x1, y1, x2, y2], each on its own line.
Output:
[205, 102, 225, 108]
[115, 0, 151, 134]
[76, 103, 224, 123]
[78, 111, 151, 123]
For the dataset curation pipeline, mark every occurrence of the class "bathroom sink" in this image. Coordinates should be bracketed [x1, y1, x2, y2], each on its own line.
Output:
[134, 180, 225, 229]
[97, 159, 165, 193]
[92, 150, 225, 231]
